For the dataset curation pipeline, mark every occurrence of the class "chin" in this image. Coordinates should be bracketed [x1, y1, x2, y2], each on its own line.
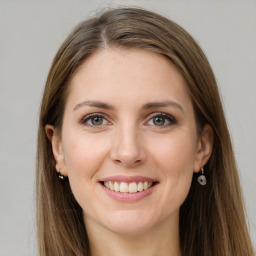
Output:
[107, 223, 153, 236]
[102, 211, 157, 236]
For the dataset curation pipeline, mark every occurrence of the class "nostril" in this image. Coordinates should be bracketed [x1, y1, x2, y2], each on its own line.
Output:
[114, 158, 142, 168]
[110, 137, 147, 167]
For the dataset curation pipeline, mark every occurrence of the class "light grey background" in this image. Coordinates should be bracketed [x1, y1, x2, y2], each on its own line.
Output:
[0, 0, 255, 255]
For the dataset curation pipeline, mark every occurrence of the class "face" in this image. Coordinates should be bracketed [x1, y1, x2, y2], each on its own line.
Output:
[48, 48, 212, 236]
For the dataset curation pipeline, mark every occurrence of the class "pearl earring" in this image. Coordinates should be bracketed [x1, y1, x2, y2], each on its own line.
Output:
[197, 166, 207, 185]
[58, 169, 68, 181]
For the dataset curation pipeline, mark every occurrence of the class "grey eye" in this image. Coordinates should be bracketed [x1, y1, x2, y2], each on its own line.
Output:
[82, 114, 108, 127]
[90, 116, 104, 126]
[153, 116, 166, 126]
[147, 114, 176, 127]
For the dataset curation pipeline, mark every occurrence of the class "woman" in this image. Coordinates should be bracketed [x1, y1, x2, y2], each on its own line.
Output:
[36, 7, 255, 256]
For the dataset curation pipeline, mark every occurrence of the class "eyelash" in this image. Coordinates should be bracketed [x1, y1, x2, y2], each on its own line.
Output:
[80, 112, 177, 128]
[80, 113, 110, 128]
[146, 113, 177, 127]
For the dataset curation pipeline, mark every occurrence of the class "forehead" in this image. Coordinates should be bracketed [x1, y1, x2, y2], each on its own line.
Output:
[66, 48, 193, 112]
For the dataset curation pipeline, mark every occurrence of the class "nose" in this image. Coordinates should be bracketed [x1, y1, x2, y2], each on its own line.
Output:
[110, 124, 147, 168]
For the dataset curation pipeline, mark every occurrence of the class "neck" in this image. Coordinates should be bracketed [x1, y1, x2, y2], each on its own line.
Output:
[85, 216, 181, 256]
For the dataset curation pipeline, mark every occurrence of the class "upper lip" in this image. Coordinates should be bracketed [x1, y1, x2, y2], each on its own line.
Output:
[99, 175, 157, 183]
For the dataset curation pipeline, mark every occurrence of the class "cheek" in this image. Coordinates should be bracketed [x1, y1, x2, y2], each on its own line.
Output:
[149, 133, 196, 207]
[62, 134, 109, 180]
[150, 132, 197, 173]
[62, 135, 111, 212]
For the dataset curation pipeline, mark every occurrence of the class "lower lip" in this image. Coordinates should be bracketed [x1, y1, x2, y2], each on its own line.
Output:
[100, 183, 158, 202]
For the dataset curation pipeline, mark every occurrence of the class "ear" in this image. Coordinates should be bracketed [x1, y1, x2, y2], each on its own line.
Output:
[45, 124, 68, 176]
[193, 124, 214, 173]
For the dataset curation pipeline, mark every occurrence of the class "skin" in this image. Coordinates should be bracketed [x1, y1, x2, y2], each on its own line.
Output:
[46, 48, 213, 256]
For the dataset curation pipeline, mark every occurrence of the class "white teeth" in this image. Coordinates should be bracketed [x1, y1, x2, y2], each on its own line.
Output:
[143, 181, 149, 190]
[120, 182, 129, 193]
[109, 181, 114, 191]
[138, 182, 144, 192]
[104, 181, 109, 188]
[129, 182, 137, 193]
[103, 181, 154, 193]
[114, 181, 119, 192]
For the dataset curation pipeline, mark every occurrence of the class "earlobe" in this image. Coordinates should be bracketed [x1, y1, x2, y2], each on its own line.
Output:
[45, 124, 68, 176]
[194, 124, 214, 173]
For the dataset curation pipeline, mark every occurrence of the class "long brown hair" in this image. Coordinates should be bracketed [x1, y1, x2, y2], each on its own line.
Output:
[36, 7, 255, 256]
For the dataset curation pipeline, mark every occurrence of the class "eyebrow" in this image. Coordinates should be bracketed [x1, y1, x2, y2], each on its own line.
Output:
[73, 100, 115, 111]
[142, 101, 184, 113]
[73, 100, 184, 113]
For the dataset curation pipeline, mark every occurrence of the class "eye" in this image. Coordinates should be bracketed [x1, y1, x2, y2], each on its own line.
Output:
[81, 114, 109, 127]
[147, 113, 176, 127]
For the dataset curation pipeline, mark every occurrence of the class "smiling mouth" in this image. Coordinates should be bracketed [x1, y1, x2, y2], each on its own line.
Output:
[101, 181, 158, 193]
